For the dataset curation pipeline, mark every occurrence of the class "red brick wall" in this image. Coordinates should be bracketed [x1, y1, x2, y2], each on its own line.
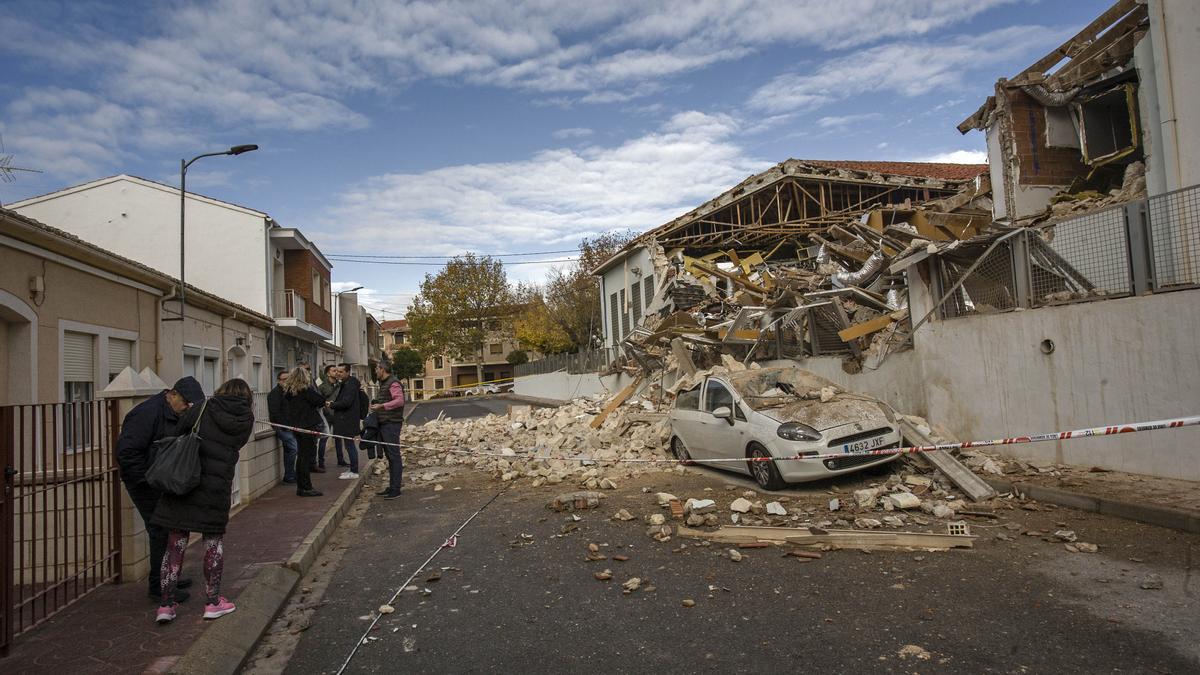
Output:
[283, 249, 332, 332]
[1006, 89, 1089, 187]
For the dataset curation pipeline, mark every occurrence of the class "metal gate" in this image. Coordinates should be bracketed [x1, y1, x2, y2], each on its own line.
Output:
[1, 400, 123, 656]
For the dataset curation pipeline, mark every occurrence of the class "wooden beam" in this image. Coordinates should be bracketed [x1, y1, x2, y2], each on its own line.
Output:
[837, 315, 896, 342]
[589, 377, 643, 429]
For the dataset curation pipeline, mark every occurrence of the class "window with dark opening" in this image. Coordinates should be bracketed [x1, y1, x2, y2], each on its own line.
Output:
[1077, 84, 1137, 165]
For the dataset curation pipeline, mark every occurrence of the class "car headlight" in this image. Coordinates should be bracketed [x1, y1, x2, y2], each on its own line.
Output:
[777, 422, 821, 442]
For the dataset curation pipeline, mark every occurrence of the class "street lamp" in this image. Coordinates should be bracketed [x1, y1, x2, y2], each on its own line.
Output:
[177, 144, 258, 326]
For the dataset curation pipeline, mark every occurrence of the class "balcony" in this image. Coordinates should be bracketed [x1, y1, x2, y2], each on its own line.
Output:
[272, 289, 332, 343]
[273, 289, 306, 322]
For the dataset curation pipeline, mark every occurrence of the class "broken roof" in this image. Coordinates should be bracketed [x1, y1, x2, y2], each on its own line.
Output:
[799, 160, 987, 182]
[958, 0, 1148, 133]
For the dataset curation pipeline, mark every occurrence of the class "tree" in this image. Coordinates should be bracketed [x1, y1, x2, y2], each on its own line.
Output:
[512, 282, 574, 355]
[525, 231, 636, 352]
[506, 349, 529, 366]
[390, 347, 425, 380]
[406, 254, 512, 383]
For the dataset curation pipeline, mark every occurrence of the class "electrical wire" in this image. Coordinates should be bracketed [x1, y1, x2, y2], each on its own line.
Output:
[328, 248, 581, 259]
[327, 257, 578, 266]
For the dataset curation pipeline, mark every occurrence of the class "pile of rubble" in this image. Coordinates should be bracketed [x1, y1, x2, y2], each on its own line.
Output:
[401, 396, 676, 487]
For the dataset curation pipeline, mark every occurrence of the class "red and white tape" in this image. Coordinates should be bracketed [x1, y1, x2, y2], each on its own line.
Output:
[257, 414, 1200, 465]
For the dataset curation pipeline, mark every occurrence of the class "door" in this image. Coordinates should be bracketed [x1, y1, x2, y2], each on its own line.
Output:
[699, 379, 748, 467]
[670, 382, 705, 459]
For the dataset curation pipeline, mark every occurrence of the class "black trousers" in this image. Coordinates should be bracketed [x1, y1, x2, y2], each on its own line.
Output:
[296, 432, 317, 492]
[124, 480, 166, 594]
[380, 422, 404, 492]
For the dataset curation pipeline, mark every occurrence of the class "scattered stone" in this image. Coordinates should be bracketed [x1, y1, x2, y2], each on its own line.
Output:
[1139, 574, 1163, 590]
[648, 513, 666, 526]
[656, 492, 679, 506]
[854, 518, 883, 529]
[931, 504, 956, 519]
[766, 501, 787, 516]
[881, 515, 905, 527]
[594, 569, 613, 581]
[613, 509, 635, 521]
[646, 524, 673, 541]
[828, 498, 840, 512]
[612, 554, 629, 562]
[685, 498, 717, 515]
[904, 475, 933, 488]
[550, 491, 602, 512]
[1054, 530, 1078, 543]
[728, 549, 743, 562]
[599, 478, 618, 490]
[433, 484, 444, 492]
[884, 492, 922, 510]
[686, 514, 706, 527]
[378, 604, 395, 614]
[1076, 542, 1098, 553]
[898, 645, 931, 661]
[853, 488, 879, 508]
[682, 599, 696, 607]
[730, 498, 753, 513]
[622, 577, 642, 593]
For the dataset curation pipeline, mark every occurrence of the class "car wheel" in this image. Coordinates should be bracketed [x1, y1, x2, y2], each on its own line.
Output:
[671, 436, 693, 464]
[747, 443, 786, 491]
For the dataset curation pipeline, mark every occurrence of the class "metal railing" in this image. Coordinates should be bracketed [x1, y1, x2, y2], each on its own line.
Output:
[515, 347, 618, 377]
[1, 400, 122, 655]
[272, 289, 305, 322]
[935, 183, 1200, 319]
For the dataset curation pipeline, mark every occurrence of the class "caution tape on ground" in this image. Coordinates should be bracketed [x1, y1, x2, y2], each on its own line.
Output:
[256, 414, 1200, 465]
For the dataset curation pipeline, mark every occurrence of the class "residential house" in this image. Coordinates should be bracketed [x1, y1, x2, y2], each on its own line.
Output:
[8, 174, 335, 375]
[336, 292, 383, 383]
[378, 318, 523, 399]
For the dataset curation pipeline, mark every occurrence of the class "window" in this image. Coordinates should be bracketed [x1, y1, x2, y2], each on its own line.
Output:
[434, 378, 444, 392]
[202, 356, 218, 394]
[312, 270, 321, 302]
[676, 384, 701, 410]
[251, 358, 263, 392]
[609, 292, 620, 342]
[434, 355, 444, 369]
[107, 337, 134, 383]
[413, 379, 424, 401]
[1076, 84, 1138, 165]
[644, 275, 654, 309]
[63, 331, 95, 451]
[489, 343, 503, 355]
[703, 380, 734, 413]
[630, 279, 642, 325]
[619, 289, 629, 337]
[322, 277, 331, 310]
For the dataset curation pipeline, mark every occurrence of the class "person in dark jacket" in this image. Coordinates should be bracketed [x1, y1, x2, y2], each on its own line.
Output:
[370, 361, 406, 500]
[153, 378, 254, 625]
[327, 364, 362, 479]
[267, 371, 298, 484]
[317, 364, 340, 470]
[282, 366, 326, 497]
[116, 375, 205, 603]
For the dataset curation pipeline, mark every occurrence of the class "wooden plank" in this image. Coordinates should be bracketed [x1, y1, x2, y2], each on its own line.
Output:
[898, 417, 997, 502]
[670, 338, 697, 376]
[589, 377, 642, 429]
[677, 525, 974, 550]
[837, 315, 895, 342]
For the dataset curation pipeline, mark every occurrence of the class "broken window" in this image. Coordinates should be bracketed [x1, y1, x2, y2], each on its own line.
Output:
[1044, 106, 1080, 149]
[704, 380, 734, 413]
[1075, 84, 1138, 166]
[676, 384, 701, 410]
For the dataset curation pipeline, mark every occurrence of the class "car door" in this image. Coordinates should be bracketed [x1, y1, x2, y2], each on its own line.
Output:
[670, 382, 706, 459]
[699, 378, 749, 467]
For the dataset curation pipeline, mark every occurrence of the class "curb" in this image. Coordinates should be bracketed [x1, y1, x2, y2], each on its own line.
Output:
[169, 472, 368, 675]
[985, 478, 1200, 534]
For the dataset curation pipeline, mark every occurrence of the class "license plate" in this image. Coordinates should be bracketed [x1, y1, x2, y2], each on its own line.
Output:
[843, 435, 887, 454]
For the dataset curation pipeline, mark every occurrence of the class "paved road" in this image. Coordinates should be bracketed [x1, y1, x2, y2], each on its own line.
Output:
[405, 396, 545, 426]
[281, 469, 1200, 673]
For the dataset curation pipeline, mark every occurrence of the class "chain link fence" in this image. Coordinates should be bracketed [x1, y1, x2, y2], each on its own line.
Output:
[1029, 204, 1131, 306]
[515, 347, 617, 377]
[936, 239, 1018, 319]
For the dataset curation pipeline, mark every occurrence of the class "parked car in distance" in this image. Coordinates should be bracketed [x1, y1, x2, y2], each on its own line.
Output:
[463, 383, 502, 396]
[668, 366, 901, 489]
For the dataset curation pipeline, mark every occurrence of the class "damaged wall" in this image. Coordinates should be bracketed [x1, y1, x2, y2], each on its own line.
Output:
[1146, 0, 1200, 193]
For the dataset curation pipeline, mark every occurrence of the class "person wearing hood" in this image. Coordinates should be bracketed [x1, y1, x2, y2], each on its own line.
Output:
[153, 378, 255, 625]
[117, 376, 205, 604]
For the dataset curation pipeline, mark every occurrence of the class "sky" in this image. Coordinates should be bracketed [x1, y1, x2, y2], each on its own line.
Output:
[0, 0, 1114, 319]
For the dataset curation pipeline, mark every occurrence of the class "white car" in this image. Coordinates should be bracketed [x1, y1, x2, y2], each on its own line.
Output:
[668, 366, 901, 490]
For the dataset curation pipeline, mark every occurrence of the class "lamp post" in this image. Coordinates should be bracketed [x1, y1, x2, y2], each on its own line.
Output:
[177, 144, 258, 326]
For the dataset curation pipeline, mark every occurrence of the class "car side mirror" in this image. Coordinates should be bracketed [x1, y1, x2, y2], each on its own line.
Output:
[712, 406, 733, 424]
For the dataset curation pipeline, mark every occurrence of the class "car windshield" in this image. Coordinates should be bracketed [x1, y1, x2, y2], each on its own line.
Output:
[725, 368, 841, 411]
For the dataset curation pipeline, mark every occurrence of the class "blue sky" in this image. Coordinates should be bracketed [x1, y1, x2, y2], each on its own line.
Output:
[0, 0, 1112, 318]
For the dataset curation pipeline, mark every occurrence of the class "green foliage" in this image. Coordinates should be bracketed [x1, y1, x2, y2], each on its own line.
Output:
[390, 347, 425, 380]
[407, 253, 513, 381]
[541, 231, 636, 351]
[506, 349, 529, 365]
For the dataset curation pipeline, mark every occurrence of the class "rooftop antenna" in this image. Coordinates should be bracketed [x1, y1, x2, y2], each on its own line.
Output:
[0, 133, 44, 183]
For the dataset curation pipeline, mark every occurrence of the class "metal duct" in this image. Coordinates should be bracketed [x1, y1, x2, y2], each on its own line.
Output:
[832, 250, 885, 287]
[886, 288, 908, 310]
[815, 244, 830, 264]
[1019, 84, 1081, 107]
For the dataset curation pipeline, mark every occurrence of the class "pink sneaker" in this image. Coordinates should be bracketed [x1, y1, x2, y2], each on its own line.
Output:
[156, 604, 177, 624]
[203, 596, 236, 620]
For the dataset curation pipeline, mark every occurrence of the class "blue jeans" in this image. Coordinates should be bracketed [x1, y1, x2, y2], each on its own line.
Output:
[336, 438, 359, 473]
[317, 417, 330, 467]
[276, 429, 298, 482]
[380, 422, 403, 492]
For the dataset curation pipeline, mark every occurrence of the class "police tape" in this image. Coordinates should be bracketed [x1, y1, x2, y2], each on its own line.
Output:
[257, 414, 1200, 465]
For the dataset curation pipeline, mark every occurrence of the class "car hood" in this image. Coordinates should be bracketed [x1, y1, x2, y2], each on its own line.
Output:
[757, 398, 891, 432]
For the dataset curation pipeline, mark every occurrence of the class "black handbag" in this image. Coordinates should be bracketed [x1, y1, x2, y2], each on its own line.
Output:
[146, 400, 207, 495]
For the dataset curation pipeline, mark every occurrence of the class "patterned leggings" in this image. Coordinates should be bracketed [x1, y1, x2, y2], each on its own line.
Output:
[160, 530, 225, 606]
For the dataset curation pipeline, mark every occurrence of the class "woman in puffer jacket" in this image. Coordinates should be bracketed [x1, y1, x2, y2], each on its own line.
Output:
[152, 378, 254, 625]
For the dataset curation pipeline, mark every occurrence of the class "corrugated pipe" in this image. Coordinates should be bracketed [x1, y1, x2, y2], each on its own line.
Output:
[1019, 84, 1081, 107]
[832, 250, 885, 287]
[886, 288, 908, 311]
[815, 244, 830, 264]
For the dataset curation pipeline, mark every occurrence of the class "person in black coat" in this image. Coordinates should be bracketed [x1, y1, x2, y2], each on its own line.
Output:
[281, 366, 326, 497]
[327, 364, 362, 478]
[152, 378, 254, 624]
[267, 371, 299, 483]
[116, 375, 205, 603]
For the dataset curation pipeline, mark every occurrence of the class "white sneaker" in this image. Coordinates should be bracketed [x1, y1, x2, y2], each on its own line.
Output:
[339, 471, 359, 480]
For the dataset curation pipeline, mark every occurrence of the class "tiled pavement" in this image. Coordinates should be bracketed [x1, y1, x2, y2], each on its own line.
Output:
[6, 469, 350, 674]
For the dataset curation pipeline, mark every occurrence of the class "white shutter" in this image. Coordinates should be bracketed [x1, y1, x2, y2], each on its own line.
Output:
[108, 338, 134, 376]
[63, 332, 95, 382]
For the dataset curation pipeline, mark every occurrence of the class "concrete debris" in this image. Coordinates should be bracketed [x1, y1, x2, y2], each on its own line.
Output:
[648, 513, 666, 526]
[681, 599, 696, 607]
[729, 498, 753, 513]
[550, 491, 603, 512]
[685, 498, 717, 515]
[1139, 574, 1164, 590]
[765, 501, 787, 516]
[727, 549, 743, 562]
[594, 569, 613, 581]
[622, 577, 642, 593]
[378, 604, 395, 614]
[646, 525, 673, 541]
[1054, 530, 1078, 543]
[854, 489, 880, 509]
[898, 645, 932, 661]
[854, 518, 883, 529]
[656, 492, 679, 506]
[828, 498, 840, 512]
[613, 509, 635, 522]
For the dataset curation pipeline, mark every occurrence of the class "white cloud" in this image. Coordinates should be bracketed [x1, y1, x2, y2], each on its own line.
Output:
[551, 127, 595, 140]
[816, 113, 882, 129]
[316, 110, 767, 259]
[332, 281, 417, 320]
[749, 25, 1067, 114]
[922, 149, 988, 163]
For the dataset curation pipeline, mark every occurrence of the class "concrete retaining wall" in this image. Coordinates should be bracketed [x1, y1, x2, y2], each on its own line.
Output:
[514, 371, 607, 401]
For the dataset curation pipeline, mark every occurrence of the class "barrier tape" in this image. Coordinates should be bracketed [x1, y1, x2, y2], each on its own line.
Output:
[256, 413, 1200, 465]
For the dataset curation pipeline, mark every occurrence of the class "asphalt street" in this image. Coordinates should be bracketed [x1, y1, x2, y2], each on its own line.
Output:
[404, 396, 542, 426]
[280, 468, 1200, 674]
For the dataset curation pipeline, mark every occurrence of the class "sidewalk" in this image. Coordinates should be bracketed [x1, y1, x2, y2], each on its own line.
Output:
[7, 469, 358, 674]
